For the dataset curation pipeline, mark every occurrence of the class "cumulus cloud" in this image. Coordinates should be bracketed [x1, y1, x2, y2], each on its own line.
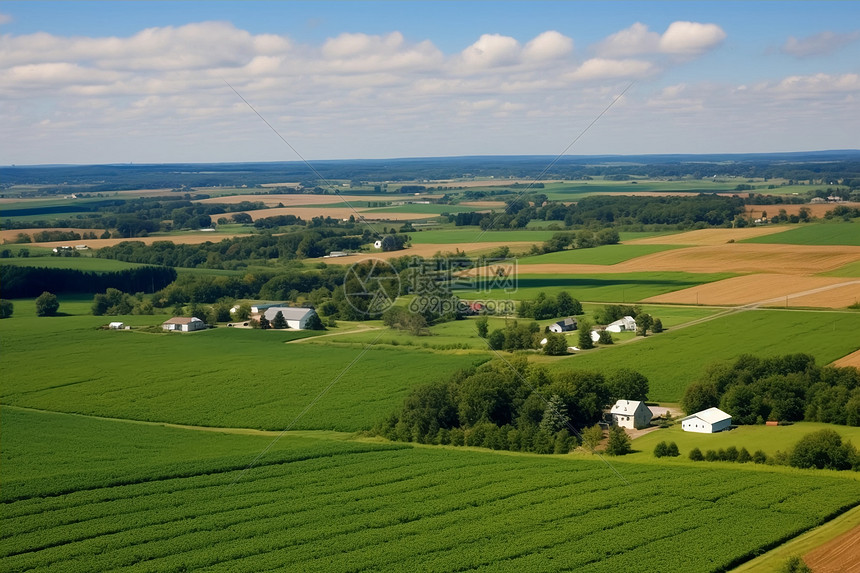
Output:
[459, 33, 522, 69]
[569, 58, 655, 81]
[522, 30, 574, 61]
[781, 30, 860, 58]
[594, 21, 726, 57]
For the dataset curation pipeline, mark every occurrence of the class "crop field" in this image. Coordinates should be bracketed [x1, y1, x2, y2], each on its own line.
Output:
[362, 204, 481, 215]
[409, 229, 557, 244]
[822, 260, 860, 277]
[546, 309, 860, 402]
[833, 349, 860, 368]
[196, 193, 378, 207]
[744, 203, 859, 219]
[626, 227, 790, 246]
[742, 221, 860, 246]
[521, 244, 682, 265]
[240, 205, 434, 221]
[0, 256, 146, 271]
[23, 232, 255, 249]
[481, 271, 734, 302]
[2, 408, 859, 573]
[645, 274, 860, 307]
[0, 310, 486, 432]
[627, 422, 860, 462]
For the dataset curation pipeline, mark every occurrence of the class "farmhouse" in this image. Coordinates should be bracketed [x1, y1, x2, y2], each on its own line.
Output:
[610, 400, 652, 430]
[681, 407, 732, 433]
[606, 316, 636, 333]
[161, 317, 206, 332]
[261, 307, 318, 330]
[549, 317, 577, 333]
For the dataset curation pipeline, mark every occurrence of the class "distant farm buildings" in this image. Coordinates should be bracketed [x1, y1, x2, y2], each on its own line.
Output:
[549, 317, 577, 333]
[610, 400, 652, 430]
[681, 407, 732, 433]
[606, 316, 636, 333]
[260, 307, 318, 330]
[162, 317, 206, 332]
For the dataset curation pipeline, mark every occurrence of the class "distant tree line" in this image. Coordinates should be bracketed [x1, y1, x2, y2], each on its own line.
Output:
[375, 358, 649, 454]
[681, 354, 860, 426]
[0, 265, 177, 298]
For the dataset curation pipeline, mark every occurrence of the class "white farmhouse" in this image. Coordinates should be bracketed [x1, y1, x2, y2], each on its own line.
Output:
[162, 317, 206, 332]
[606, 316, 636, 333]
[681, 407, 732, 433]
[610, 400, 652, 430]
[262, 307, 318, 330]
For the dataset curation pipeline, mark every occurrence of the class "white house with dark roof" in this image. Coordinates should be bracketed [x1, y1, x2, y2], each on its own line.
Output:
[162, 317, 206, 332]
[261, 307, 317, 330]
[610, 400, 652, 430]
[549, 317, 577, 333]
[681, 407, 732, 433]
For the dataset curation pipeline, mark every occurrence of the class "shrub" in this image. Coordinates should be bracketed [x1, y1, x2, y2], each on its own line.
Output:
[35, 291, 60, 317]
[0, 299, 13, 319]
[752, 449, 768, 464]
[789, 429, 857, 471]
[666, 442, 680, 457]
[724, 446, 739, 462]
[737, 447, 752, 463]
[654, 441, 669, 458]
[689, 447, 704, 461]
[705, 449, 718, 462]
[779, 555, 812, 573]
[605, 426, 632, 456]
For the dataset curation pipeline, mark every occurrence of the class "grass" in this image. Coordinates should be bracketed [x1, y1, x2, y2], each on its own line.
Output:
[742, 222, 860, 246]
[0, 256, 147, 271]
[362, 204, 480, 214]
[519, 244, 682, 265]
[2, 413, 858, 572]
[545, 309, 860, 402]
[0, 302, 486, 432]
[409, 229, 558, 244]
[821, 260, 860, 277]
[628, 422, 860, 462]
[479, 272, 735, 302]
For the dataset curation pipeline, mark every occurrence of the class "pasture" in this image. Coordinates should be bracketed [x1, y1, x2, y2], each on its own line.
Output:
[742, 221, 860, 246]
[0, 256, 146, 272]
[2, 408, 858, 573]
[546, 309, 860, 402]
[521, 244, 682, 265]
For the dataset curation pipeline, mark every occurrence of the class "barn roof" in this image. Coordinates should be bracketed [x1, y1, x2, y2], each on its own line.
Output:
[681, 407, 731, 425]
[610, 400, 646, 415]
[162, 317, 203, 325]
[263, 307, 316, 321]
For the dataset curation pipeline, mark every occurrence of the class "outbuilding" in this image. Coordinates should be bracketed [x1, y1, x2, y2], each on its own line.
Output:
[610, 400, 652, 430]
[108, 321, 125, 329]
[549, 317, 577, 333]
[162, 317, 206, 332]
[261, 307, 318, 330]
[681, 407, 732, 433]
[606, 316, 636, 333]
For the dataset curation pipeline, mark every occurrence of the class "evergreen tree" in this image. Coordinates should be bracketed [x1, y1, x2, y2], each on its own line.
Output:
[605, 426, 632, 456]
[578, 319, 595, 350]
[271, 311, 288, 329]
[540, 394, 570, 433]
[259, 315, 271, 330]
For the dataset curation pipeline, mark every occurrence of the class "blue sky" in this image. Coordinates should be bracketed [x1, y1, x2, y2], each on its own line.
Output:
[1, 1, 858, 164]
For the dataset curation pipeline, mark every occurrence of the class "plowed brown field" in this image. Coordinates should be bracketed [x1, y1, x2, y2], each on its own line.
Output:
[745, 202, 860, 219]
[626, 227, 791, 245]
[833, 349, 860, 368]
[25, 233, 252, 249]
[804, 524, 860, 573]
[643, 275, 858, 307]
[241, 206, 434, 221]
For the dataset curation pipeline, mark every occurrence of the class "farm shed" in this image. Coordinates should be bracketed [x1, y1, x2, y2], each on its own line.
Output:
[549, 317, 577, 333]
[161, 317, 206, 332]
[261, 307, 318, 330]
[606, 316, 637, 333]
[610, 400, 652, 430]
[251, 302, 288, 314]
[108, 321, 124, 329]
[681, 407, 732, 433]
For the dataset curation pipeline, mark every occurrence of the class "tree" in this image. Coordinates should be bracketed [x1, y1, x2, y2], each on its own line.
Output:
[235, 303, 252, 320]
[609, 369, 649, 402]
[577, 319, 594, 350]
[605, 426, 631, 456]
[789, 429, 856, 470]
[636, 313, 653, 336]
[35, 291, 59, 317]
[304, 312, 325, 330]
[475, 315, 489, 338]
[0, 299, 13, 319]
[556, 291, 582, 316]
[752, 450, 768, 464]
[487, 329, 505, 350]
[597, 329, 613, 345]
[652, 318, 663, 333]
[258, 315, 271, 330]
[689, 447, 704, 461]
[737, 447, 752, 463]
[654, 441, 669, 458]
[271, 311, 288, 329]
[779, 556, 812, 573]
[582, 424, 604, 452]
[666, 442, 680, 457]
[543, 333, 568, 356]
[681, 382, 719, 415]
[540, 394, 570, 433]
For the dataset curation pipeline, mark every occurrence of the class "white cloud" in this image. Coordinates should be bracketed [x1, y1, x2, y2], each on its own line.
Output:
[569, 58, 655, 81]
[459, 33, 522, 69]
[781, 30, 860, 58]
[594, 21, 726, 58]
[658, 21, 726, 56]
[522, 31, 574, 61]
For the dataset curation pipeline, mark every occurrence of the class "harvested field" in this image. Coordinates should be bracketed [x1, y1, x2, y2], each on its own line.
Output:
[196, 194, 375, 207]
[833, 349, 860, 368]
[745, 202, 860, 219]
[427, 179, 564, 188]
[626, 227, 790, 245]
[26, 233, 253, 249]
[317, 242, 536, 262]
[460, 201, 507, 208]
[773, 281, 860, 308]
[0, 227, 100, 243]
[643, 274, 856, 307]
[804, 524, 860, 573]
[240, 206, 435, 221]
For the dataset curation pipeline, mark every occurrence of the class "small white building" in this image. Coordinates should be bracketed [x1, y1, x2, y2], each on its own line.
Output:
[549, 317, 577, 333]
[681, 407, 732, 433]
[251, 302, 287, 314]
[108, 321, 124, 329]
[162, 317, 206, 332]
[373, 240, 383, 249]
[606, 316, 637, 333]
[261, 306, 318, 330]
[610, 400, 652, 430]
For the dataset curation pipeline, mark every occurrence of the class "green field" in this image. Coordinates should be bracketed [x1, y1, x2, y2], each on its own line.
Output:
[2, 407, 859, 573]
[520, 244, 682, 265]
[742, 222, 860, 246]
[822, 260, 860, 277]
[363, 204, 479, 215]
[0, 256, 147, 271]
[410, 229, 558, 244]
[628, 422, 860, 462]
[481, 272, 735, 302]
[0, 304, 485, 432]
[547, 309, 860, 402]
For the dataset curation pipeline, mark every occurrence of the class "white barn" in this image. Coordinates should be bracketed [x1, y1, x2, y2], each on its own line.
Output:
[549, 317, 577, 333]
[162, 317, 206, 332]
[262, 307, 318, 330]
[681, 407, 732, 433]
[606, 316, 636, 333]
[610, 400, 652, 430]
[108, 321, 125, 329]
